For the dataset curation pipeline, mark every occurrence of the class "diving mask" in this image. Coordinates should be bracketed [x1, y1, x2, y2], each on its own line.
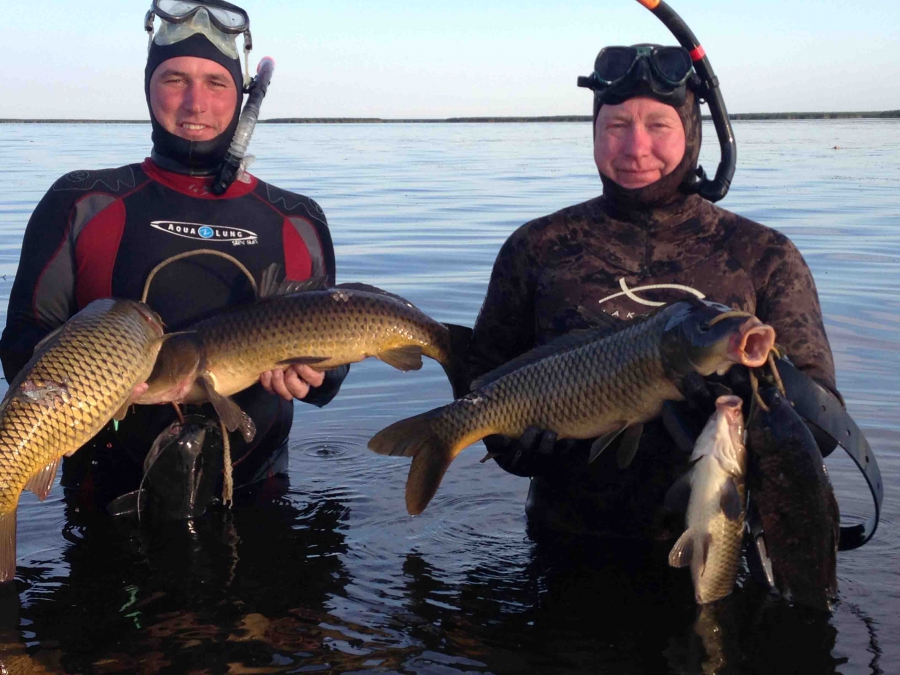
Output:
[145, 0, 252, 82]
[578, 45, 696, 106]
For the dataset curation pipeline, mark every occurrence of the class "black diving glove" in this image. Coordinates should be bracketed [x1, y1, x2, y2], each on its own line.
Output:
[485, 427, 562, 478]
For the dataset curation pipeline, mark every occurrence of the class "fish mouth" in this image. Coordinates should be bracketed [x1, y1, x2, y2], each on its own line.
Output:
[732, 317, 776, 367]
[716, 395, 743, 421]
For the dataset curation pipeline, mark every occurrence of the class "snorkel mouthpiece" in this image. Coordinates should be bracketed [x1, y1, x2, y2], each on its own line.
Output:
[212, 56, 275, 195]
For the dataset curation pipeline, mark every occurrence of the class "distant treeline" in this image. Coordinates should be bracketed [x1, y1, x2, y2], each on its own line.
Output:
[262, 116, 592, 123]
[722, 111, 900, 120]
[2, 111, 898, 124]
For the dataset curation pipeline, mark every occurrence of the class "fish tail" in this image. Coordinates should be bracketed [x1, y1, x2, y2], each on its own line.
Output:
[369, 408, 465, 515]
[0, 510, 17, 584]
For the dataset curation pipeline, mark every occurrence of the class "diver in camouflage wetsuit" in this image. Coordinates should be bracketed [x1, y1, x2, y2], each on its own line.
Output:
[464, 46, 838, 540]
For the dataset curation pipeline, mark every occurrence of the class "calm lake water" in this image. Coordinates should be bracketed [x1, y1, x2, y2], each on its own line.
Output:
[0, 119, 898, 674]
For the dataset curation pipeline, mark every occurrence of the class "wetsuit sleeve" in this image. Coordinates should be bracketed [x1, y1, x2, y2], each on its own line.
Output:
[753, 235, 838, 397]
[0, 186, 77, 381]
[465, 229, 537, 388]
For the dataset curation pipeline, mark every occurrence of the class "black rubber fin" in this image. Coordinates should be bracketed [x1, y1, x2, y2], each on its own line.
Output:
[443, 323, 473, 400]
[197, 372, 256, 442]
[259, 263, 329, 298]
[588, 424, 627, 464]
[471, 327, 621, 391]
[616, 423, 644, 469]
[719, 476, 743, 521]
[668, 529, 694, 568]
[25, 457, 62, 501]
[276, 356, 330, 367]
[378, 346, 424, 372]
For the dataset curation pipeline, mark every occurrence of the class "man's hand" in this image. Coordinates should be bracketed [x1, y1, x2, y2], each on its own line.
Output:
[260, 364, 325, 401]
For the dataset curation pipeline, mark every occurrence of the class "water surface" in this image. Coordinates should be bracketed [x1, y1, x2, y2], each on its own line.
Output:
[0, 120, 898, 673]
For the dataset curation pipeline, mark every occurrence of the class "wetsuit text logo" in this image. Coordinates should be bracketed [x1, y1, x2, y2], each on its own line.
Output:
[150, 221, 259, 246]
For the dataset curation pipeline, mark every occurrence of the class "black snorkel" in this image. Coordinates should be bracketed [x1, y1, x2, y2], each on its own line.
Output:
[212, 56, 275, 195]
[635, 0, 736, 202]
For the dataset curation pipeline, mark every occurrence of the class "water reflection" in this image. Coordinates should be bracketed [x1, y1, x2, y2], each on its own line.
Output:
[13, 480, 354, 673]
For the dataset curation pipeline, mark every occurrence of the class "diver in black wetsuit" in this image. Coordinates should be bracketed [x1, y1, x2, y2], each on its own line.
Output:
[0, 0, 348, 517]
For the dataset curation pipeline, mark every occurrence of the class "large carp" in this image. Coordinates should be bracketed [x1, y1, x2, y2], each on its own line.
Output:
[668, 395, 747, 604]
[747, 385, 840, 611]
[136, 278, 459, 439]
[369, 300, 776, 515]
[0, 299, 165, 582]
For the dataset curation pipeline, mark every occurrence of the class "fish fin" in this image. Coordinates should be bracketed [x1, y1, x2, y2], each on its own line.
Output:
[575, 305, 621, 330]
[616, 423, 644, 469]
[668, 529, 694, 568]
[259, 263, 329, 298]
[664, 470, 693, 515]
[719, 477, 743, 522]
[335, 283, 421, 309]
[368, 408, 459, 515]
[700, 532, 712, 576]
[471, 327, 623, 391]
[32, 324, 66, 354]
[378, 346, 424, 372]
[0, 511, 16, 583]
[25, 458, 61, 501]
[479, 452, 499, 464]
[276, 356, 330, 367]
[113, 401, 131, 422]
[588, 425, 627, 464]
[197, 373, 257, 442]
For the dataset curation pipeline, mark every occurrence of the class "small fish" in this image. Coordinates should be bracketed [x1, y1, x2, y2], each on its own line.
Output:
[667, 395, 747, 604]
[746, 385, 840, 611]
[137, 276, 463, 440]
[0, 299, 165, 582]
[369, 300, 775, 515]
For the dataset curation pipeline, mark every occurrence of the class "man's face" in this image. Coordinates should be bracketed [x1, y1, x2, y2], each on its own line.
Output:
[149, 56, 238, 142]
[593, 97, 686, 189]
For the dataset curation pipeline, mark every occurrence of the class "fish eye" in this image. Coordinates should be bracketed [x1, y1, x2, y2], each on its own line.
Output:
[697, 322, 710, 334]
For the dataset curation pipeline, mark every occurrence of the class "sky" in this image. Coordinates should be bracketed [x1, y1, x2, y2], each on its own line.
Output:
[3, 0, 898, 119]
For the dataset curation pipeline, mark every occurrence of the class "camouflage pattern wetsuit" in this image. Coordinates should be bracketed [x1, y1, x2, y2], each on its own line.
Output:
[465, 90, 838, 539]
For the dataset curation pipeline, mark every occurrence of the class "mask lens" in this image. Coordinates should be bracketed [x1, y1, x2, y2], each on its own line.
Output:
[595, 47, 638, 84]
[652, 47, 692, 84]
[208, 5, 246, 29]
[154, 0, 248, 32]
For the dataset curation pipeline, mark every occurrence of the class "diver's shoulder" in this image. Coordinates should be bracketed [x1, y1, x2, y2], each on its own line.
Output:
[251, 180, 327, 225]
[46, 164, 144, 197]
[706, 202, 798, 251]
[512, 196, 603, 244]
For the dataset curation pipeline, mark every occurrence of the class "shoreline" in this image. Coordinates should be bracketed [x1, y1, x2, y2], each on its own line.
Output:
[2, 111, 898, 124]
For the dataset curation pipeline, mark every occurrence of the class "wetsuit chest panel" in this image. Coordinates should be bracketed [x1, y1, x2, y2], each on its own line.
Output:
[75, 181, 304, 328]
[534, 249, 758, 341]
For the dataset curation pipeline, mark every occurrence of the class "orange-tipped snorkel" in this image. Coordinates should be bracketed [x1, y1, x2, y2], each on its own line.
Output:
[634, 0, 736, 202]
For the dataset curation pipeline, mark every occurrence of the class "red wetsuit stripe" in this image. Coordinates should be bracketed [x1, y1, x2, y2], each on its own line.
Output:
[282, 218, 313, 280]
[75, 199, 127, 309]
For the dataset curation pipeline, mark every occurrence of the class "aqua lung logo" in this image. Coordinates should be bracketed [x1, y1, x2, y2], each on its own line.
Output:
[150, 221, 259, 246]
